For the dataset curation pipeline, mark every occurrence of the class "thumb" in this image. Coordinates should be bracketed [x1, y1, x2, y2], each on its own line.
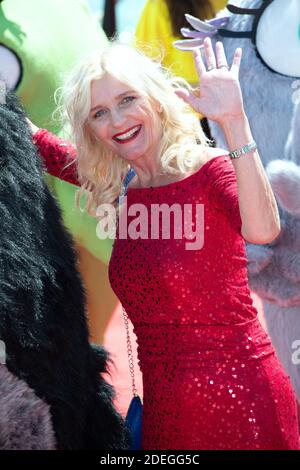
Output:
[175, 88, 199, 110]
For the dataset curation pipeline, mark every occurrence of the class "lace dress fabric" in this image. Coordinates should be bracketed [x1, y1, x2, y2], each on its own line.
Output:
[34, 130, 300, 450]
[33, 129, 79, 186]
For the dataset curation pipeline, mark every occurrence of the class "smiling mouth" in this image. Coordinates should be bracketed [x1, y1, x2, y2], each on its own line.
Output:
[113, 125, 142, 143]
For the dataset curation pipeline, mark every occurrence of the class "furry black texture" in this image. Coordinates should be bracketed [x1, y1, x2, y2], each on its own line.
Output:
[0, 365, 56, 449]
[0, 92, 128, 449]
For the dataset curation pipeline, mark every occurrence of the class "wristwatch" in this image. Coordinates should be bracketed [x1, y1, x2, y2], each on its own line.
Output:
[229, 141, 257, 159]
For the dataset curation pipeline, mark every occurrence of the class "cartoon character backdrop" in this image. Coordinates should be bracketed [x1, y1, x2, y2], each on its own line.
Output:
[0, 89, 128, 449]
[175, 0, 300, 412]
[0, 0, 117, 345]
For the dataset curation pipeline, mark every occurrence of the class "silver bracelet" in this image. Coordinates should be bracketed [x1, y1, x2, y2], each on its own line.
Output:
[228, 141, 257, 159]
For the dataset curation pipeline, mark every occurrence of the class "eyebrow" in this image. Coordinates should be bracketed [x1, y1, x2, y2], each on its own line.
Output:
[90, 90, 136, 113]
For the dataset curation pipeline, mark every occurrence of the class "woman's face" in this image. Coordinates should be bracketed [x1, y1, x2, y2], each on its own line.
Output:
[88, 73, 163, 164]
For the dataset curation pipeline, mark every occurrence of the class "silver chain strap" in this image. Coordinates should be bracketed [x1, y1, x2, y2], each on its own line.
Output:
[121, 305, 138, 397]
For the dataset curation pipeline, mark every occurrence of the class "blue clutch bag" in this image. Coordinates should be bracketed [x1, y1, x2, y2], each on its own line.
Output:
[121, 304, 143, 450]
[125, 395, 143, 450]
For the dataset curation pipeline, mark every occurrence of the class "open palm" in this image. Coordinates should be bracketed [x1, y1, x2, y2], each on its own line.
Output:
[175, 38, 244, 123]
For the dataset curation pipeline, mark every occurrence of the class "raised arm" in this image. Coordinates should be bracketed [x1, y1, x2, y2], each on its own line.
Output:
[28, 120, 80, 187]
[175, 38, 280, 244]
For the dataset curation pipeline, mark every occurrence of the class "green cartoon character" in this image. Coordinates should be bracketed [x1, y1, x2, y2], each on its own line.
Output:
[0, 0, 117, 343]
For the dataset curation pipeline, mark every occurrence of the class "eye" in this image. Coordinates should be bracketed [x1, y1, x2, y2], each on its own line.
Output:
[120, 95, 136, 106]
[221, 1, 300, 78]
[255, 0, 300, 77]
[93, 108, 108, 119]
[177, 2, 300, 78]
[0, 45, 22, 90]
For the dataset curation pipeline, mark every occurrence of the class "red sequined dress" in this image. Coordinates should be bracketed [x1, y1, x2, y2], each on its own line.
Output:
[34, 129, 300, 450]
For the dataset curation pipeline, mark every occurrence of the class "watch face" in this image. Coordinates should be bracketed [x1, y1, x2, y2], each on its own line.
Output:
[219, 0, 300, 78]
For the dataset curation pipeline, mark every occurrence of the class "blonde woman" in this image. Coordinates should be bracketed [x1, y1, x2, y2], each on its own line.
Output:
[29, 41, 300, 450]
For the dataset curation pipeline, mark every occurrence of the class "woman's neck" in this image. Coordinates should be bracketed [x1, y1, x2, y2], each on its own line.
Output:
[129, 155, 164, 189]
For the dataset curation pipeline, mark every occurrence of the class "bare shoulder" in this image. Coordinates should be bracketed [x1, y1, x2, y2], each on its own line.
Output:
[202, 146, 228, 161]
[192, 146, 228, 171]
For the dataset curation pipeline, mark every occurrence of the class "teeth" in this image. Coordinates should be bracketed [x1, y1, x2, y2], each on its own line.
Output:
[115, 126, 140, 141]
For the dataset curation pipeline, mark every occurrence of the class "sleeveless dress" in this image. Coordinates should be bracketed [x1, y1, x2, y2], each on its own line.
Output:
[33, 129, 300, 450]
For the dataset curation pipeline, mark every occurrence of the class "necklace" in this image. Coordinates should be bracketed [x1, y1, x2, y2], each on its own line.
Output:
[118, 167, 137, 205]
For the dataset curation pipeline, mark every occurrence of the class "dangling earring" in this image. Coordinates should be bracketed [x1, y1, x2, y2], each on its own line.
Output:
[158, 104, 163, 113]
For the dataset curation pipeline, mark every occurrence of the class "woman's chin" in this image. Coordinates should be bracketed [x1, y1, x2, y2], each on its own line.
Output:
[120, 150, 145, 162]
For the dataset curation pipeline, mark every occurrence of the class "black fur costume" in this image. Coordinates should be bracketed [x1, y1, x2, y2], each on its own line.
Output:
[0, 364, 56, 449]
[0, 92, 128, 449]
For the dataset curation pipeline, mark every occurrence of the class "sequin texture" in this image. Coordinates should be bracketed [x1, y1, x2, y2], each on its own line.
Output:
[33, 129, 78, 186]
[34, 131, 300, 450]
[109, 156, 300, 450]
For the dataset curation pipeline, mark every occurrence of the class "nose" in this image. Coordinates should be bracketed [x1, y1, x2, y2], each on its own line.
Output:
[110, 107, 125, 128]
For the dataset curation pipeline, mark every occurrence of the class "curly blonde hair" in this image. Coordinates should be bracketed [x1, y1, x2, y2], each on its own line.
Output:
[55, 41, 209, 215]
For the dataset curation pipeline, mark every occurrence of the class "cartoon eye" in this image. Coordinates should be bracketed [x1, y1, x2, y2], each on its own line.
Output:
[255, 0, 300, 77]
[0, 44, 23, 90]
[220, 1, 300, 78]
[174, 1, 300, 78]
